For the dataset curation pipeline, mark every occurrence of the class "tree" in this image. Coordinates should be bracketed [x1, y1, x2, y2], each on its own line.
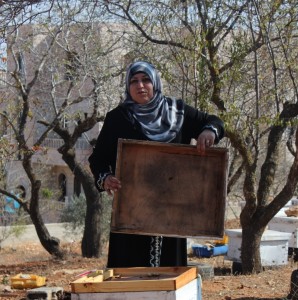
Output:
[2, 0, 298, 272]
[0, 25, 66, 257]
[0, 1, 55, 30]
[102, 0, 298, 273]
[0, 1, 126, 258]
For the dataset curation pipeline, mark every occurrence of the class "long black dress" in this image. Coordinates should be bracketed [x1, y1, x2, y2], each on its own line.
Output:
[88, 99, 224, 268]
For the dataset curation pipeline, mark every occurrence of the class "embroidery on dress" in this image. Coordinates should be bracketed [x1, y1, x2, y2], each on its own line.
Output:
[149, 236, 163, 267]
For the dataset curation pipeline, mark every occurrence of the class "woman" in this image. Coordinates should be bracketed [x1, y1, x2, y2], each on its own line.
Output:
[89, 61, 225, 268]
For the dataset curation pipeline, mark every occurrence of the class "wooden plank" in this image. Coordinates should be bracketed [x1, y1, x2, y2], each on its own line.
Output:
[74, 269, 114, 284]
[112, 139, 228, 238]
[71, 267, 197, 293]
[71, 277, 202, 300]
[74, 274, 103, 283]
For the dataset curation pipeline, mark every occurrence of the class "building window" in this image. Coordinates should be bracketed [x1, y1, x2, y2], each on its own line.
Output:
[17, 185, 26, 199]
[64, 50, 80, 81]
[0, 70, 6, 87]
[16, 52, 25, 78]
[0, 111, 8, 137]
[58, 173, 67, 202]
[74, 175, 81, 197]
[62, 115, 69, 129]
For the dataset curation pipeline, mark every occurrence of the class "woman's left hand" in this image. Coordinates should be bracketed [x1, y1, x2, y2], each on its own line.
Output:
[196, 129, 216, 153]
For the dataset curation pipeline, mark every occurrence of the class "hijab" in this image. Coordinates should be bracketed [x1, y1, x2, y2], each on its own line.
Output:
[122, 61, 184, 142]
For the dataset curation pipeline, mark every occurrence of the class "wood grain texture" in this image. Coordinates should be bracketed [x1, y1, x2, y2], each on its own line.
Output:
[112, 139, 228, 238]
[70, 266, 197, 293]
[71, 277, 201, 299]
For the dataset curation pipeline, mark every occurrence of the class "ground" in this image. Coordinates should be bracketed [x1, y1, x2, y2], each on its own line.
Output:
[0, 219, 296, 300]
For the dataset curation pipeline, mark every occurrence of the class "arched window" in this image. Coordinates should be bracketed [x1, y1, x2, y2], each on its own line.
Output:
[58, 174, 67, 202]
[64, 50, 80, 81]
[17, 185, 26, 199]
[74, 175, 81, 197]
[0, 111, 8, 136]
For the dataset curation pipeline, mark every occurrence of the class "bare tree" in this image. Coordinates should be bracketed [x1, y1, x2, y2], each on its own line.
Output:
[0, 1, 54, 31]
[0, 24, 67, 257]
[102, 0, 298, 273]
[2, 0, 298, 271]
[0, 1, 126, 258]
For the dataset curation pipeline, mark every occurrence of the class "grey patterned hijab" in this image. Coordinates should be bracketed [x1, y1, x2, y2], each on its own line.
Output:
[122, 61, 184, 142]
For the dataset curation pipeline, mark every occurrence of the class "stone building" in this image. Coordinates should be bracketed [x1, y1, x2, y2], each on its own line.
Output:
[0, 22, 128, 220]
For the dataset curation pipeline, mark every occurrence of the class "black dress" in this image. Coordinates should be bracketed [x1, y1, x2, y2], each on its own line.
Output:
[88, 99, 224, 268]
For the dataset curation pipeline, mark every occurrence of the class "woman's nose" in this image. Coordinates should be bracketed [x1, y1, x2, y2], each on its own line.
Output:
[136, 80, 145, 86]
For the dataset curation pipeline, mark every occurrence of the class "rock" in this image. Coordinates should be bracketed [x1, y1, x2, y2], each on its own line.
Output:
[285, 206, 298, 217]
[2, 285, 12, 292]
[188, 261, 214, 280]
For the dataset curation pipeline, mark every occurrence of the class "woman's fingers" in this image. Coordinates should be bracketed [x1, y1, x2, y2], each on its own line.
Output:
[196, 130, 215, 153]
[104, 175, 122, 194]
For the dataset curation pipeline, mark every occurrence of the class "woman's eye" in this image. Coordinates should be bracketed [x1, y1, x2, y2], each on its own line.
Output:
[130, 78, 152, 85]
[142, 78, 151, 84]
[130, 79, 139, 85]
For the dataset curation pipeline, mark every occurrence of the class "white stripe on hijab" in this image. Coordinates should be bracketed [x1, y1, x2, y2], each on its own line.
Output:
[122, 61, 184, 142]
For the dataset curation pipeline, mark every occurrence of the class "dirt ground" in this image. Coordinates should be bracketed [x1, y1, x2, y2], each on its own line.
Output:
[0, 219, 296, 300]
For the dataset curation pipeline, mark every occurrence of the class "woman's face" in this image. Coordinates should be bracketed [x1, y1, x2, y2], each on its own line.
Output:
[129, 72, 154, 104]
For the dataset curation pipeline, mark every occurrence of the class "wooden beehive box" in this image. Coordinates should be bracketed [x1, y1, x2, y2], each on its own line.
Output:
[112, 139, 228, 238]
[71, 266, 197, 293]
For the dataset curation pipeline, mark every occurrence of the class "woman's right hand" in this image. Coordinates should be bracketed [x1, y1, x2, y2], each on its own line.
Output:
[104, 175, 122, 196]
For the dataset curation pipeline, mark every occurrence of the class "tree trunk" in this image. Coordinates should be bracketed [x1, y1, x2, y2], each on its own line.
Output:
[241, 224, 264, 274]
[81, 191, 103, 258]
[81, 175, 103, 258]
[26, 173, 65, 259]
[59, 146, 103, 257]
[31, 211, 65, 259]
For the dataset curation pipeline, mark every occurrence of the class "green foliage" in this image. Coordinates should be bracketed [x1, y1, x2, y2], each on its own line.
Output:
[60, 193, 112, 245]
[1, 275, 9, 285]
[100, 193, 113, 245]
[9, 220, 26, 238]
[60, 194, 86, 234]
[0, 206, 27, 247]
[41, 187, 54, 199]
[0, 213, 13, 246]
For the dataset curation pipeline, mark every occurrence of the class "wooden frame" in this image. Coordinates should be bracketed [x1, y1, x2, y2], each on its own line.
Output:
[112, 139, 228, 238]
[71, 267, 197, 293]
